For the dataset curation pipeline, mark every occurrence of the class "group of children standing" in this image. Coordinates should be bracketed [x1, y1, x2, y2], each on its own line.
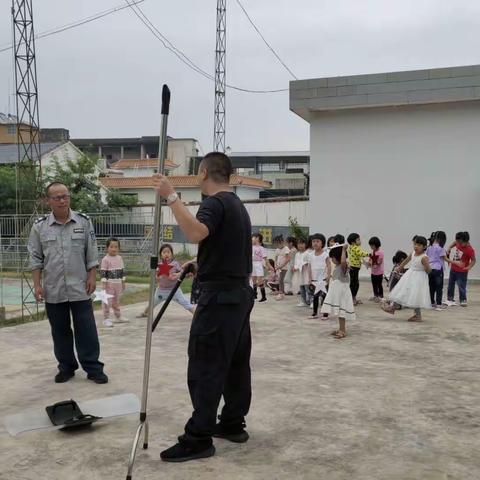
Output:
[250, 230, 476, 339]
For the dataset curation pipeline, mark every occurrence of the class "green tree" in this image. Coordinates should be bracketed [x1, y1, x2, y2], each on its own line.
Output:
[288, 216, 309, 240]
[0, 165, 17, 214]
[46, 154, 106, 212]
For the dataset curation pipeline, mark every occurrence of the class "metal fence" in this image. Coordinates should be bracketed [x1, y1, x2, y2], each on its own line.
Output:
[0, 210, 167, 274]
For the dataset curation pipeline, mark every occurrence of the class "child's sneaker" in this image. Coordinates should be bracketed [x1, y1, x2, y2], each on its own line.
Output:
[435, 305, 447, 311]
[460, 300, 468, 307]
[103, 319, 114, 328]
[115, 316, 129, 323]
[444, 300, 457, 307]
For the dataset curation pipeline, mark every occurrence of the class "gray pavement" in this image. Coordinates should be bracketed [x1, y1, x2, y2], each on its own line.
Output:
[0, 282, 479, 480]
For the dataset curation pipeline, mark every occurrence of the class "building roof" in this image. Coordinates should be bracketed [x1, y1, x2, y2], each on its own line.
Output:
[71, 136, 197, 146]
[110, 158, 178, 170]
[0, 113, 18, 125]
[0, 142, 63, 164]
[290, 64, 480, 120]
[99, 175, 272, 190]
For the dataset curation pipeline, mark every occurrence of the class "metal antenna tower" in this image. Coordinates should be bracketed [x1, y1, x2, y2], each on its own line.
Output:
[213, 0, 226, 152]
[12, 0, 42, 320]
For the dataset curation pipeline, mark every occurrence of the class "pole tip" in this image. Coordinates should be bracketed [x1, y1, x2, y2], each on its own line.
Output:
[161, 85, 170, 115]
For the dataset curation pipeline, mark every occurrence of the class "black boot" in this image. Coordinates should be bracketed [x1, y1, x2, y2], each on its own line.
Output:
[253, 285, 258, 299]
[259, 287, 267, 302]
[213, 422, 249, 443]
[160, 437, 215, 463]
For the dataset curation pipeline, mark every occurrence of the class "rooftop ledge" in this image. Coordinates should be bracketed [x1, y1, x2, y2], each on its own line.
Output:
[290, 64, 480, 120]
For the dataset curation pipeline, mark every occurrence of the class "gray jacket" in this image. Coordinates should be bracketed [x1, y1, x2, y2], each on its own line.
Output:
[28, 210, 99, 304]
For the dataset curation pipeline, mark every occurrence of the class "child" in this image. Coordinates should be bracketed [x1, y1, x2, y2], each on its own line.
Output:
[327, 236, 336, 248]
[285, 236, 298, 295]
[292, 237, 311, 307]
[321, 243, 355, 339]
[273, 235, 291, 300]
[139, 244, 194, 317]
[389, 250, 408, 292]
[426, 231, 447, 310]
[100, 237, 127, 327]
[381, 236, 432, 322]
[368, 236, 384, 302]
[266, 258, 279, 293]
[252, 233, 268, 302]
[347, 233, 370, 305]
[445, 231, 476, 307]
[307, 233, 332, 319]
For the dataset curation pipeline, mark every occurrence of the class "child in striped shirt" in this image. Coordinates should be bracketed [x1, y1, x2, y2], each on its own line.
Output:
[100, 237, 127, 327]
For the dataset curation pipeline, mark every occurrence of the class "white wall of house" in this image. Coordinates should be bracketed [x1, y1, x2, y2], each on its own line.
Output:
[167, 139, 197, 175]
[309, 101, 480, 278]
[118, 167, 154, 177]
[42, 142, 84, 172]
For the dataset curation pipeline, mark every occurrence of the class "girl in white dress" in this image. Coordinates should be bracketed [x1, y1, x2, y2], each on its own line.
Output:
[321, 243, 355, 339]
[381, 236, 432, 322]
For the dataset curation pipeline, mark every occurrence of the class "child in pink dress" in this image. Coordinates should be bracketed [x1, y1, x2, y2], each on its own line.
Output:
[100, 237, 126, 327]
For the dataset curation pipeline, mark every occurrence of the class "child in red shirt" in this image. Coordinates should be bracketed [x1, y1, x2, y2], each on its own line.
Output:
[445, 231, 476, 307]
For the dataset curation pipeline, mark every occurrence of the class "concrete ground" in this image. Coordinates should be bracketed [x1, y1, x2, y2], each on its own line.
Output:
[0, 282, 479, 480]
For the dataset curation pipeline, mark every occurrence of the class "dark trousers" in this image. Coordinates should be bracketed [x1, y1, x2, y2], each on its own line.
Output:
[447, 270, 468, 302]
[371, 274, 384, 298]
[350, 266, 360, 298]
[312, 290, 326, 315]
[182, 286, 254, 447]
[429, 269, 444, 306]
[45, 300, 104, 375]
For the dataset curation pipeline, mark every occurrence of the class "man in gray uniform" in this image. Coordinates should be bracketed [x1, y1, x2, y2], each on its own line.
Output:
[28, 181, 108, 384]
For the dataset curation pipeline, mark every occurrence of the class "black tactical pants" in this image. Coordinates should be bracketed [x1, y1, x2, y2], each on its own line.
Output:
[181, 285, 254, 447]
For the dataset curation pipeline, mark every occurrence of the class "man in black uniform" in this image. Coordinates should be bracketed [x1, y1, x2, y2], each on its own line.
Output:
[153, 152, 254, 462]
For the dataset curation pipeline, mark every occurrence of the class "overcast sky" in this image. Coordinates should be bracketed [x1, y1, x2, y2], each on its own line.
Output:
[1, 0, 480, 153]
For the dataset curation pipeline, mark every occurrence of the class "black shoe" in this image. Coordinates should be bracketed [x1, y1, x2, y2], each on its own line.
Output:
[213, 423, 250, 443]
[160, 442, 215, 463]
[87, 372, 109, 384]
[54, 371, 75, 383]
[258, 298, 267, 303]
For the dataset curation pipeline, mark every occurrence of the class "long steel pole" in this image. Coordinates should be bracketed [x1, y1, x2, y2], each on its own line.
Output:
[126, 84, 170, 480]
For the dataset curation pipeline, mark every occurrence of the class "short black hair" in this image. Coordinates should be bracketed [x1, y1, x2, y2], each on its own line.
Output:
[273, 235, 284, 245]
[252, 233, 264, 245]
[392, 250, 408, 264]
[334, 234, 345, 244]
[286, 236, 297, 248]
[159, 243, 174, 257]
[329, 245, 343, 263]
[200, 151, 233, 183]
[310, 233, 326, 248]
[45, 181, 68, 196]
[297, 237, 307, 246]
[327, 236, 335, 246]
[434, 231, 447, 248]
[414, 235, 428, 249]
[106, 237, 120, 249]
[455, 231, 470, 242]
[368, 236, 381, 249]
[347, 233, 360, 245]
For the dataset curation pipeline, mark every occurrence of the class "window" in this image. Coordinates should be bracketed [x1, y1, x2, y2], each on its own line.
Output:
[259, 163, 281, 173]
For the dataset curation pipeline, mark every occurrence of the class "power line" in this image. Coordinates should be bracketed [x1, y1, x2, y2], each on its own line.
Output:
[234, 0, 298, 80]
[124, 0, 288, 94]
[0, 0, 145, 53]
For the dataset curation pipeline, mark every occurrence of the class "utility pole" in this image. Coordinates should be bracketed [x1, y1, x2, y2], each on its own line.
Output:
[12, 0, 42, 320]
[213, 0, 226, 152]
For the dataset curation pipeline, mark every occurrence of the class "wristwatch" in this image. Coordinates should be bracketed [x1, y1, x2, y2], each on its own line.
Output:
[166, 192, 179, 205]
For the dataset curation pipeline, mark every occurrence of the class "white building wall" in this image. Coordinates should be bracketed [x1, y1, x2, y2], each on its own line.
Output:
[309, 101, 480, 278]
[42, 142, 83, 172]
[167, 139, 197, 175]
